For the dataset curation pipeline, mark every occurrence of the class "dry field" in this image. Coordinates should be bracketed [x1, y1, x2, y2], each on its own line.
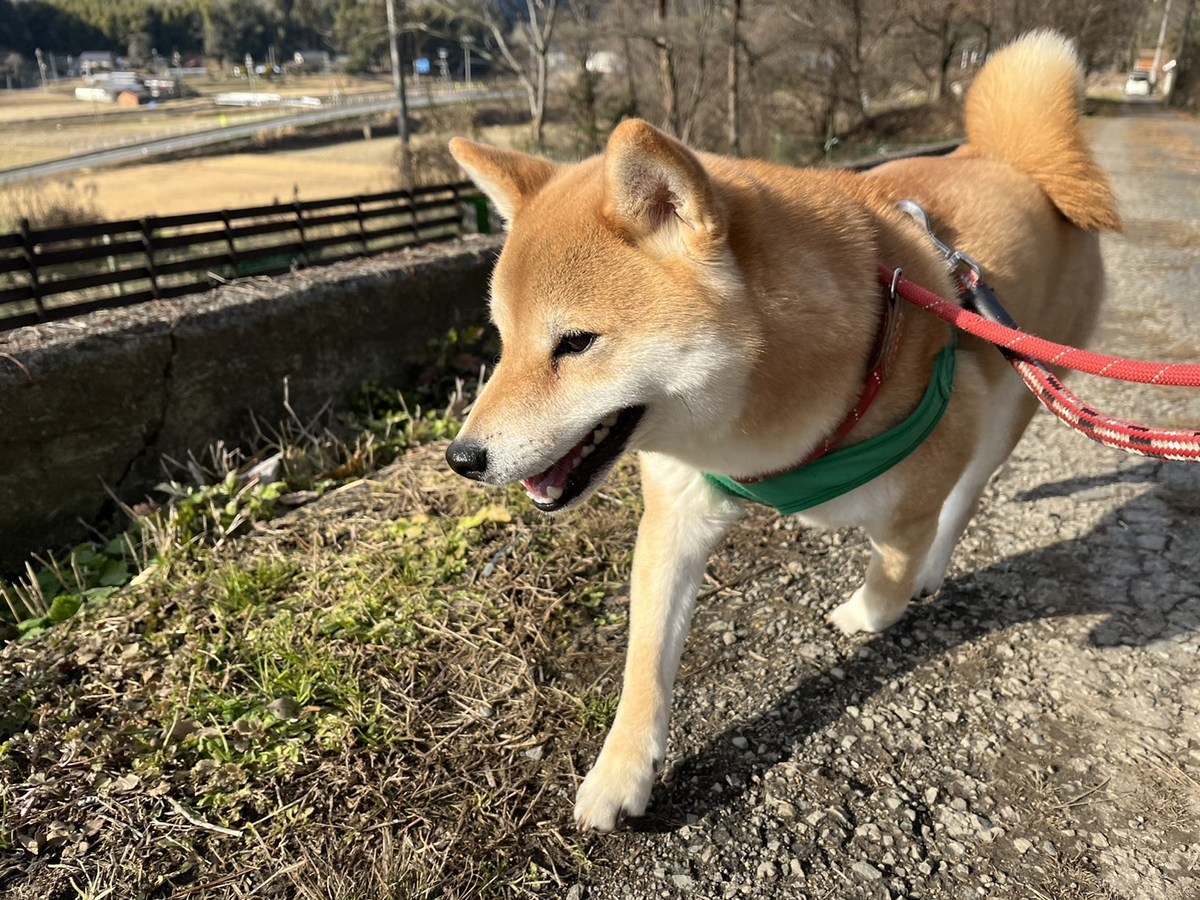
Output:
[58, 140, 406, 219]
[1, 104, 319, 169]
[0, 90, 131, 124]
[3, 116, 221, 168]
[0, 74, 397, 168]
[0, 121, 539, 222]
[0, 74, 390, 122]
[0, 81, 535, 221]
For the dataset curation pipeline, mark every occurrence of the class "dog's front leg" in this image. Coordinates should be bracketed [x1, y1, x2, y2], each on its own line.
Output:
[574, 453, 741, 832]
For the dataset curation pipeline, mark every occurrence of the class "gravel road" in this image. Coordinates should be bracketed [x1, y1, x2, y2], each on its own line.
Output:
[577, 105, 1200, 899]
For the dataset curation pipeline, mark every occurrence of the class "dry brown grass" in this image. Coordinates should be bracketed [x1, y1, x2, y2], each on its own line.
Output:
[0, 178, 100, 230]
[0, 440, 643, 898]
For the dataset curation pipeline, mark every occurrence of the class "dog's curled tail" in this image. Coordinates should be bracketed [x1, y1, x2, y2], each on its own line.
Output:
[965, 30, 1121, 232]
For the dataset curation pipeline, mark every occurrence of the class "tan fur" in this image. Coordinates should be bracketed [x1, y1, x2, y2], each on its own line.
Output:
[444, 32, 1118, 831]
[963, 29, 1122, 232]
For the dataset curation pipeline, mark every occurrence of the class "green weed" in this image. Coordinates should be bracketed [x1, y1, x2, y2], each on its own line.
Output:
[1, 537, 130, 638]
[578, 690, 620, 733]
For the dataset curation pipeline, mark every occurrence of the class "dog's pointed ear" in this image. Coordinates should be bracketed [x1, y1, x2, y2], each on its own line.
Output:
[602, 119, 722, 249]
[448, 137, 556, 224]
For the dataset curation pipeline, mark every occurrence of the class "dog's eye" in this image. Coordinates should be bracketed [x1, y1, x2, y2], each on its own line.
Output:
[554, 332, 597, 358]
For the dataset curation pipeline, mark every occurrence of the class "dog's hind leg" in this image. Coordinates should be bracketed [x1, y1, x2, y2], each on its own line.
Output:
[914, 376, 1037, 598]
[828, 365, 990, 635]
[828, 506, 944, 635]
[574, 453, 742, 832]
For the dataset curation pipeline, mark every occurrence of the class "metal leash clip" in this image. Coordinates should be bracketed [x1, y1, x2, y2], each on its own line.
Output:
[896, 200, 983, 288]
[896, 199, 1021, 330]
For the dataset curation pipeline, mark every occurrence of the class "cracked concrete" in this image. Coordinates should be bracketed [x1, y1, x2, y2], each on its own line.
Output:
[0, 236, 502, 568]
[113, 329, 177, 497]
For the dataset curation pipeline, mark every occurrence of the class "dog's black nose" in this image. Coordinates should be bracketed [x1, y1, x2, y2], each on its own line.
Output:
[445, 439, 488, 480]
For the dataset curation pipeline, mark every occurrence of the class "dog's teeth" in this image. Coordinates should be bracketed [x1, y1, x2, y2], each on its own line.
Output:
[546, 485, 564, 500]
[602, 412, 619, 428]
[594, 426, 610, 444]
[580, 445, 594, 458]
[571, 457, 582, 469]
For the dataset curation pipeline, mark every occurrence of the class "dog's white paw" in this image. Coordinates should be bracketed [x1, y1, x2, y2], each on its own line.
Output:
[574, 745, 659, 832]
[914, 558, 949, 599]
[828, 586, 906, 635]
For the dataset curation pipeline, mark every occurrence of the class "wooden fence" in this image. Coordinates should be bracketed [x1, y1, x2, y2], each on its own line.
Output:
[0, 180, 489, 331]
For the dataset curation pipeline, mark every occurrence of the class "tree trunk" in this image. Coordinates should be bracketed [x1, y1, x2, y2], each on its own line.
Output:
[1169, 0, 1199, 108]
[533, 47, 549, 148]
[933, 19, 952, 102]
[727, 0, 742, 155]
[616, 0, 639, 114]
[655, 0, 680, 136]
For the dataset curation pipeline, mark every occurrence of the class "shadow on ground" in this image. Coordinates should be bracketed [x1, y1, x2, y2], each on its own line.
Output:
[631, 458, 1199, 832]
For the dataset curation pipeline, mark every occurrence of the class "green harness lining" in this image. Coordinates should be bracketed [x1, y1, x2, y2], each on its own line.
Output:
[703, 340, 957, 515]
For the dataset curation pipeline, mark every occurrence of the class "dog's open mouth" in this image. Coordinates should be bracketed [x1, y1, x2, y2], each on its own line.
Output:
[521, 406, 646, 511]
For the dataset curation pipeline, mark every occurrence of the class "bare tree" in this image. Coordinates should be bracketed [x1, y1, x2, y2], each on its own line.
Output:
[1169, 0, 1199, 109]
[980, 0, 1144, 69]
[562, 0, 603, 152]
[3, 52, 25, 89]
[614, 0, 642, 115]
[904, 0, 979, 102]
[776, 0, 899, 143]
[431, 0, 560, 148]
[677, 1, 724, 143]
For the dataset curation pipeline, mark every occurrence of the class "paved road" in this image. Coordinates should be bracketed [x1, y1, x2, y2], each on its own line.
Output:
[583, 105, 1200, 899]
[0, 88, 518, 187]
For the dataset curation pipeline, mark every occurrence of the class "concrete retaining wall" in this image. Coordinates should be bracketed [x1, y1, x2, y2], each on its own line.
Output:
[0, 236, 503, 569]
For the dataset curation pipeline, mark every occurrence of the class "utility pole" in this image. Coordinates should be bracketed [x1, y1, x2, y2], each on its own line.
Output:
[1168, 0, 1198, 105]
[385, 0, 413, 188]
[1152, 0, 1175, 91]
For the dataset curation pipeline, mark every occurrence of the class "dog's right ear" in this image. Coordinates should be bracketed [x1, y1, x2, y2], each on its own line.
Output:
[448, 138, 556, 224]
[602, 119, 723, 253]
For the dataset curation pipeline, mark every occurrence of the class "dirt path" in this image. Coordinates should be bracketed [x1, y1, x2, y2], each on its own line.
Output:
[579, 106, 1200, 899]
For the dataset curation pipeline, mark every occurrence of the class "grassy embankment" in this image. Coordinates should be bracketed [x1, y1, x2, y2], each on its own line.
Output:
[0, 326, 640, 897]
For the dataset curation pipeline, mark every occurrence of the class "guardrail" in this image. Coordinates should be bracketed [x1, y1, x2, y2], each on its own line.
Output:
[0, 180, 489, 331]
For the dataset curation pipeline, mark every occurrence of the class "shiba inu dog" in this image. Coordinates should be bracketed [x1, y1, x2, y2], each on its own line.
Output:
[444, 31, 1120, 832]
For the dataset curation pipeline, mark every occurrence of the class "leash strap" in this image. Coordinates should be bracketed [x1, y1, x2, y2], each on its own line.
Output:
[880, 264, 1200, 387]
[877, 264, 1200, 463]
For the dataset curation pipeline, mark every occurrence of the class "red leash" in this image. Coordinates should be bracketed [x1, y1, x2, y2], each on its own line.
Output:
[877, 264, 1200, 463]
[882, 266, 1200, 386]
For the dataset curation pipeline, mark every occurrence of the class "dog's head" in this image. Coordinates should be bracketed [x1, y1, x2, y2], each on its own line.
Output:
[444, 120, 757, 512]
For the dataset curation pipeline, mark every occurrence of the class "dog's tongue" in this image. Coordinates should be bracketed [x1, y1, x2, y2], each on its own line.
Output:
[522, 460, 570, 502]
[522, 446, 584, 503]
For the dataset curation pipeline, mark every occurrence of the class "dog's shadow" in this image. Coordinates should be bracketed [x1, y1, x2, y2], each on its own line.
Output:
[634, 458, 1199, 832]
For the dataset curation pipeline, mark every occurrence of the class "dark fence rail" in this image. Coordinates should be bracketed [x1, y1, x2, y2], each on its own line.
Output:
[0, 180, 489, 331]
